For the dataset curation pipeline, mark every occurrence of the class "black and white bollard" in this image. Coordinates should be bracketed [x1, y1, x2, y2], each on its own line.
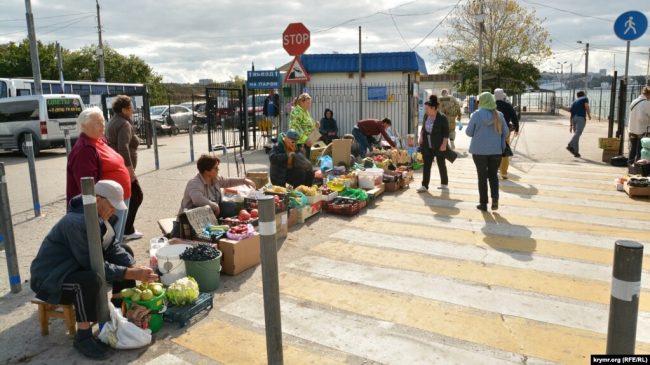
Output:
[80, 177, 110, 323]
[257, 194, 284, 365]
[0, 163, 22, 293]
[607, 240, 643, 354]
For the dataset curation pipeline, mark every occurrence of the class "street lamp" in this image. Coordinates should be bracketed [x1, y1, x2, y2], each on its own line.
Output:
[557, 61, 567, 106]
[474, 0, 485, 93]
[577, 41, 589, 93]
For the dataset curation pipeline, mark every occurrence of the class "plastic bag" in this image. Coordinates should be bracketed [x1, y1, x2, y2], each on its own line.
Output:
[98, 302, 152, 349]
[319, 155, 333, 172]
[288, 191, 309, 208]
[225, 223, 255, 240]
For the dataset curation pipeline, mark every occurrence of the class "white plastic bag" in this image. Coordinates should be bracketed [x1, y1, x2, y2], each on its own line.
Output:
[98, 302, 152, 349]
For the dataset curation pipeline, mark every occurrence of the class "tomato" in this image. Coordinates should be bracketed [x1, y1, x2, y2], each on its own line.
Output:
[250, 209, 259, 218]
[238, 209, 251, 221]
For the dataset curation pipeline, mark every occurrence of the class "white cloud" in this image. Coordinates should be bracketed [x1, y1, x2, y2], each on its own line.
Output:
[1, 0, 648, 82]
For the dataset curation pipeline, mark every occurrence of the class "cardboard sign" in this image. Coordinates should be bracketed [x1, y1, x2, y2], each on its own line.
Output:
[331, 139, 352, 168]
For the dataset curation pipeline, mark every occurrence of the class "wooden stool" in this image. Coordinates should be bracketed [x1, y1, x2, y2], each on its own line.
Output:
[31, 299, 76, 336]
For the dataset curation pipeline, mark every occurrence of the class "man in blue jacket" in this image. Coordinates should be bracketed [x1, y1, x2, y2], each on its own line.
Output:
[30, 180, 158, 360]
[567, 91, 592, 158]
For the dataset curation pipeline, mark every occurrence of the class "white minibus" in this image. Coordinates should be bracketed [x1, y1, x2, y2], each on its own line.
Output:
[0, 94, 84, 156]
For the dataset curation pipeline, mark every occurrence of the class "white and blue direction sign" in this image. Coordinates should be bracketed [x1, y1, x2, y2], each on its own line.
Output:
[246, 70, 281, 89]
[614, 11, 647, 41]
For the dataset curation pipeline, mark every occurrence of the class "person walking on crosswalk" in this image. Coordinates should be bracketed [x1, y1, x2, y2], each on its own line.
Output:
[466, 92, 509, 211]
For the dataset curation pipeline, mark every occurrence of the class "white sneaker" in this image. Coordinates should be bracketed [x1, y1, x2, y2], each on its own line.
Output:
[437, 185, 449, 190]
[416, 186, 428, 193]
[124, 231, 144, 240]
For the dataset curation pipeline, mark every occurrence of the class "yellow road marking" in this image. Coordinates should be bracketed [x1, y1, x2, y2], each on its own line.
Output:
[351, 218, 650, 271]
[311, 241, 650, 312]
[279, 273, 650, 365]
[173, 318, 346, 365]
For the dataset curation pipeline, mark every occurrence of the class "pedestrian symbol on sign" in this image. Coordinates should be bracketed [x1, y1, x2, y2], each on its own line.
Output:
[624, 16, 637, 35]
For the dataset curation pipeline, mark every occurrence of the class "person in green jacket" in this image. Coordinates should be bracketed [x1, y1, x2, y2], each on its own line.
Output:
[289, 92, 318, 159]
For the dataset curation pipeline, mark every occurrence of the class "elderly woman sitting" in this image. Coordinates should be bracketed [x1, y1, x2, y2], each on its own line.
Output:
[178, 154, 256, 217]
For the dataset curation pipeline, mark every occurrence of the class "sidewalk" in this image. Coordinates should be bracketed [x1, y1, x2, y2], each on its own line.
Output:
[0, 112, 640, 364]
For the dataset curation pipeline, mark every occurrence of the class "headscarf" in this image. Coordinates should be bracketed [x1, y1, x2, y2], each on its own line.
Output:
[478, 92, 497, 110]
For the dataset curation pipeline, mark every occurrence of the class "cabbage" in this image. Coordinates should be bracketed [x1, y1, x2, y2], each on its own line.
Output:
[166, 276, 199, 306]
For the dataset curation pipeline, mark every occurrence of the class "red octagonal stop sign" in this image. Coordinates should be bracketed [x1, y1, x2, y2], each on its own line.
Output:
[283, 23, 310, 56]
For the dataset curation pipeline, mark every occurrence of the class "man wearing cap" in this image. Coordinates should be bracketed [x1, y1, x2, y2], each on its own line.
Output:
[30, 180, 157, 360]
[494, 88, 519, 179]
[269, 129, 314, 187]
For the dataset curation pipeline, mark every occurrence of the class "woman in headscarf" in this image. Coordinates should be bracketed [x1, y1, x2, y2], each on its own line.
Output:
[288, 92, 317, 159]
[465, 92, 509, 211]
[319, 108, 338, 144]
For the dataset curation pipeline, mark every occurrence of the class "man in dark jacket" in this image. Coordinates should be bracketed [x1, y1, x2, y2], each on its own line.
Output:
[269, 129, 313, 187]
[351, 118, 396, 158]
[263, 90, 280, 118]
[30, 180, 158, 360]
[494, 88, 519, 179]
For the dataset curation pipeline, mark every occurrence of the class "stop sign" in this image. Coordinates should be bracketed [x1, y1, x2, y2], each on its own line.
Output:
[283, 23, 310, 56]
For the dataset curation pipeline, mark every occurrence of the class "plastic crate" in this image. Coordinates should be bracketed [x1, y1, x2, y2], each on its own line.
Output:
[323, 198, 363, 216]
[163, 292, 214, 327]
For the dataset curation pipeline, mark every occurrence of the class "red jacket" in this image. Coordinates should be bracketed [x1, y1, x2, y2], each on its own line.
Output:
[357, 119, 396, 148]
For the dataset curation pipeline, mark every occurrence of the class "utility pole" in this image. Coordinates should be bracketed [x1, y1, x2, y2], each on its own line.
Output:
[55, 42, 64, 91]
[96, 0, 106, 82]
[578, 41, 589, 93]
[645, 47, 649, 86]
[476, 0, 485, 93]
[24, 0, 42, 95]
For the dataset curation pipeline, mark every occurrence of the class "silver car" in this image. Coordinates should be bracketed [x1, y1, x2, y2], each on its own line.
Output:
[150, 105, 193, 135]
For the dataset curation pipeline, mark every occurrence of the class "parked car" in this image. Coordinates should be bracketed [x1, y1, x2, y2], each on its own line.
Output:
[179, 101, 208, 131]
[150, 105, 194, 135]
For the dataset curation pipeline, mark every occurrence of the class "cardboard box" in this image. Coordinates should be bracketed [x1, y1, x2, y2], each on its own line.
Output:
[288, 208, 298, 228]
[307, 193, 323, 205]
[218, 234, 261, 275]
[624, 182, 650, 197]
[602, 149, 618, 163]
[309, 146, 327, 165]
[332, 139, 352, 168]
[384, 181, 400, 192]
[246, 171, 269, 189]
[598, 138, 620, 150]
[297, 202, 321, 223]
[275, 211, 288, 239]
[366, 182, 385, 200]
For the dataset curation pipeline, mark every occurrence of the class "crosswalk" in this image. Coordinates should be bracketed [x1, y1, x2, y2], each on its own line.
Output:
[174, 157, 650, 364]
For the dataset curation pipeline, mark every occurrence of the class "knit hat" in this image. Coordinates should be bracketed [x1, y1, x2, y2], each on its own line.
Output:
[285, 129, 299, 140]
[478, 92, 497, 110]
[494, 88, 507, 101]
[95, 180, 127, 210]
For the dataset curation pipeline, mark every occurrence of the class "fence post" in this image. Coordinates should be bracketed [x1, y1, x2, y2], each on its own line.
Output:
[189, 94, 195, 162]
[80, 177, 110, 323]
[616, 80, 627, 156]
[0, 163, 22, 293]
[607, 240, 643, 354]
[257, 195, 284, 365]
[25, 134, 41, 217]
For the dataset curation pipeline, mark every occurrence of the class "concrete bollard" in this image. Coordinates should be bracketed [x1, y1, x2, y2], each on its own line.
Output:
[0, 163, 22, 293]
[80, 177, 110, 323]
[64, 129, 72, 156]
[607, 240, 643, 354]
[257, 194, 284, 365]
[25, 134, 41, 217]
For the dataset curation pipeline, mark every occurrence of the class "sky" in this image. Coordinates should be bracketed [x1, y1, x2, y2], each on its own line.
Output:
[0, 0, 648, 83]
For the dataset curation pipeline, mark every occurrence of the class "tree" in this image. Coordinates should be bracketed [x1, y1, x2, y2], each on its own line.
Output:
[447, 57, 540, 94]
[436, 0, 552, 71]
[0, 39, 164, 103]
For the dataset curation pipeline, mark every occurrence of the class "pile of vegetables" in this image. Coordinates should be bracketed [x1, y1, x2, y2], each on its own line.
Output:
[180, 244, 220, 261]
[295, 185, 318, 196]
[121, 282, 164, 303]
[166, 277, 200, 306]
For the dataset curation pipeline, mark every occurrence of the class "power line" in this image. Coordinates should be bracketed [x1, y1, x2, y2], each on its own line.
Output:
[0, 12, 94, 22]
[388, 9, 412, 49]
[412, 0, 462, 50]
[519, 0, 611, 23]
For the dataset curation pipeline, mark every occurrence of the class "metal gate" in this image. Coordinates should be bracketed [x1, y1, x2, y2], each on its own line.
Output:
[205, 87, 246, 151]
[100, 92, 152, 148]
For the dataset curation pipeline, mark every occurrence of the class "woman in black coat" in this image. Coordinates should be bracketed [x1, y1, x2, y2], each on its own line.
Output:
[269, 130, 313, 187]
[417, 95, 450, 193]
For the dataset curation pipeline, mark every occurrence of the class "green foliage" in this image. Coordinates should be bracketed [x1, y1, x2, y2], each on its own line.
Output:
[436, 0, 551, 89]
[447, 57, 540, 94]
[0, 39, 163, 102]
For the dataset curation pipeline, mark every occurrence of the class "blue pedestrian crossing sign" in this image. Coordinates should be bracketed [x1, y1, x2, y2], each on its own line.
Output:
[614, 11, 647, 41]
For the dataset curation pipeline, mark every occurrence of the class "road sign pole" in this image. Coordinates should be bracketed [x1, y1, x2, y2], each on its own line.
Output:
[624, 40, 630, 85]
[0, 163, 22, 293]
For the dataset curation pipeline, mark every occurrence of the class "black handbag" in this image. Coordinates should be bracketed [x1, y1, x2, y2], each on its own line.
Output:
[502, 143, 513, 157]
[443, 148, 458, 163]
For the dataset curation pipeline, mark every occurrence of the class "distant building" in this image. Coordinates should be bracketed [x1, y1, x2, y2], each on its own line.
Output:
[198, 79, 214, 86]
[599, 69, 607, 76]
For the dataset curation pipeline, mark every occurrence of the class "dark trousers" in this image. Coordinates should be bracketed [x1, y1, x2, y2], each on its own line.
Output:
[124, 180, 143, 235]
[629, 134, 641, 165]
[472, 154, 502, 205]
[60, 271, 102, 323]
[352, 127, 369, 157]
[421, 147, 448, 188]
[287, 167, 314, 187]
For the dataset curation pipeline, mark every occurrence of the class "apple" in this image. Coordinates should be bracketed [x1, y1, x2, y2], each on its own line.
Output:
[238, 209, 251, 221]
[250, 209, 259, 218]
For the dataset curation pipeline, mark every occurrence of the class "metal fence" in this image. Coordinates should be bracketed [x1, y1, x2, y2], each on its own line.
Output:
[280, 82, 414, 139]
